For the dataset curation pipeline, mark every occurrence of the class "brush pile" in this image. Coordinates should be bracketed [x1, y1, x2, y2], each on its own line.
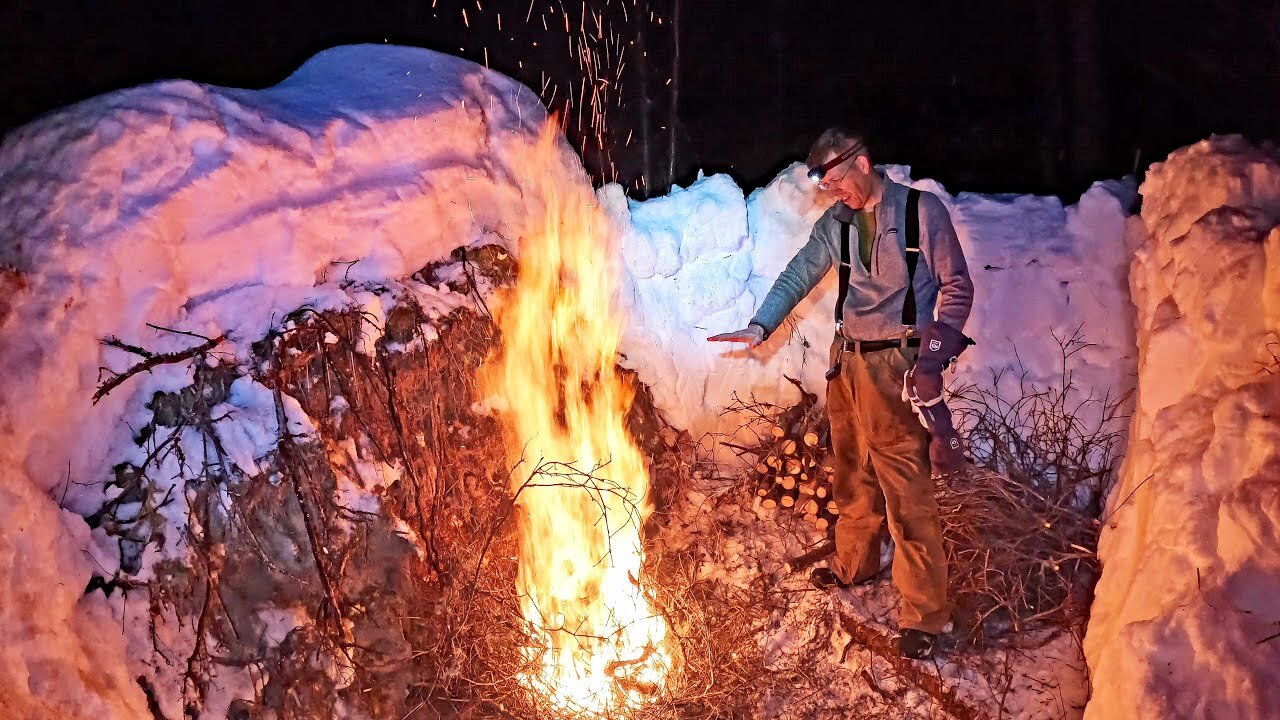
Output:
[943, 332, 1129, 645]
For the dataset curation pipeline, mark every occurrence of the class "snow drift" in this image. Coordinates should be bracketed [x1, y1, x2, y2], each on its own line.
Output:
[1085, 136, 1280, 718]
[0, 44, 574, 718]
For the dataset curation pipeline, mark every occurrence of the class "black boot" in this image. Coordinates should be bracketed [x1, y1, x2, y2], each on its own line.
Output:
[897, 628, 937, 659]
[809, 567, 851, 591]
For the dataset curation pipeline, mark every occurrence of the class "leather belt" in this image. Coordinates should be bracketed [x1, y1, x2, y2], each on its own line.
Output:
[837, 337, 921, 354]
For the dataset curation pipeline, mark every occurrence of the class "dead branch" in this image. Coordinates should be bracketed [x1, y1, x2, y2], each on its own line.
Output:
[840, 614, 989, 720]
[95, 334, 225, 404]
[784, 541, 836, 573]
[272, 388, 345, 633]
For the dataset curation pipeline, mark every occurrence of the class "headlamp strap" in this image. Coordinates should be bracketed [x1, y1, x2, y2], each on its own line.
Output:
[812, 141, 865, 179]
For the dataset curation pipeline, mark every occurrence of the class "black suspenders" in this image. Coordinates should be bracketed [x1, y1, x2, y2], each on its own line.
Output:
[902, 188, 921, 327]
[836, 220, 853, 327]
[835, 188, 922, 332]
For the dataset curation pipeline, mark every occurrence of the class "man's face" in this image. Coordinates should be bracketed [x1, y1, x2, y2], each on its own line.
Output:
[819, 152, 874, 208]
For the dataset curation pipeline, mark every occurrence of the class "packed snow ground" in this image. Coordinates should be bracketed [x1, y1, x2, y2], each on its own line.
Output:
[1085, 136, 1280, 719]
[5, 40, 1258, 720]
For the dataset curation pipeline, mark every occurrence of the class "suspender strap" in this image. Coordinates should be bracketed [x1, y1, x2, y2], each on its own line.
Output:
[902, 188, 921, 327]
[837, 188, 922, 332]
[836, 219, 852, 326]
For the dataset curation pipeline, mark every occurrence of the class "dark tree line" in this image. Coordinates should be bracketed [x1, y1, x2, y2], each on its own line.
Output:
[2, 0, 1278, 199]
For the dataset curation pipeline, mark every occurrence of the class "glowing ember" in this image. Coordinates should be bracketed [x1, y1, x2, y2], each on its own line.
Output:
[485, 122, 674, 714]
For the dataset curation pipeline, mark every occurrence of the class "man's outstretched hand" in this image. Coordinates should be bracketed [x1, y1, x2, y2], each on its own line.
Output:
[708, 323, 766, 348]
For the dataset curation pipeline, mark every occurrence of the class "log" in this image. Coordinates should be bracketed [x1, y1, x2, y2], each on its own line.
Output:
[782, 439, 797, 455]
[804, 432, 820, 447]
[838, 614, 988, 720]
[784, 541, 836, 572]
[755, 473, 774, 496]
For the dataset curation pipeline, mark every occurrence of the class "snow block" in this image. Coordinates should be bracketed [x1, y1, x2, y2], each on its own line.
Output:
[1086, 135, 1280, 719]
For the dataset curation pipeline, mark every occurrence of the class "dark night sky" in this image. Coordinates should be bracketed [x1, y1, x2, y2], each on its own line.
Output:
[3, 0, 1278, 199]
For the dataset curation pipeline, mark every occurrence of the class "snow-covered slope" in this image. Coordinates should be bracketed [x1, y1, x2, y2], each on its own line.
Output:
[1085, 136, 1280, 719]
[605, 164, 1138, 442]
[0, 44, 572, 718]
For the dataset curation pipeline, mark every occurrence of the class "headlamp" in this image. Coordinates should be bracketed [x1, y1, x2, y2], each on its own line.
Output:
[806, 142, 864, 187]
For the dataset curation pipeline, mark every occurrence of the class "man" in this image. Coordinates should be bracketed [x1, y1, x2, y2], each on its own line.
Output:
[709, 127, 973, 659]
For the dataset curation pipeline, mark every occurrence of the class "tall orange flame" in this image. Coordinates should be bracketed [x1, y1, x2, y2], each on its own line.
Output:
[485, 122, 674, 713]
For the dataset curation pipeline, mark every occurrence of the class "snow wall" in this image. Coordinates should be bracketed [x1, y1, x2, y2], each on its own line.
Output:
[604, 164, 1138, 444]
[0, 42, 1147, 717]
[0, 44, 575, 718]
[1085, 136, 1280, 718]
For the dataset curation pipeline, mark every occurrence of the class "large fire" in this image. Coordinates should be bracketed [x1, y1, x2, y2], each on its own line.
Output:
[484, 122, 675, 713]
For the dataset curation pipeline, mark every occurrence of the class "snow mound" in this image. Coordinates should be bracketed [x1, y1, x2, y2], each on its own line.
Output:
[1085, 135, 1280, 719]
[608, 163, 1138, 442]
[0, 44, 573, 718]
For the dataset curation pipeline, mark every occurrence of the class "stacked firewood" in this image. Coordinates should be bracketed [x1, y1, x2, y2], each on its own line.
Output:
[751, 426, 840, 531]
[724, 377, 839, 532]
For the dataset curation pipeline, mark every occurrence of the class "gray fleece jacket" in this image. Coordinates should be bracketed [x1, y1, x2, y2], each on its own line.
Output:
[750, 177, 973, 341]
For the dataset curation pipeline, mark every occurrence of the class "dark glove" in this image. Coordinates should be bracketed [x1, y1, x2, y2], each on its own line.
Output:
[915, 321, 972, 375]
[902, 322, 973, 477]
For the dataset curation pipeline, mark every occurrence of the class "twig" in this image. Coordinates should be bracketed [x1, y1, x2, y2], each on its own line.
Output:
[145, 323, 218, 342]
[95, 334, 225, 404]
[1099, 472, 1155, 525]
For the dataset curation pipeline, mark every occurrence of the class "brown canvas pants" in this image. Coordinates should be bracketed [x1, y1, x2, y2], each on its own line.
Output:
[826, 339, 951, 633]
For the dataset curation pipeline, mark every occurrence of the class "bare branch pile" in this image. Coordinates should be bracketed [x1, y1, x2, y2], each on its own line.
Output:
[942, 329, 1130, 644]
